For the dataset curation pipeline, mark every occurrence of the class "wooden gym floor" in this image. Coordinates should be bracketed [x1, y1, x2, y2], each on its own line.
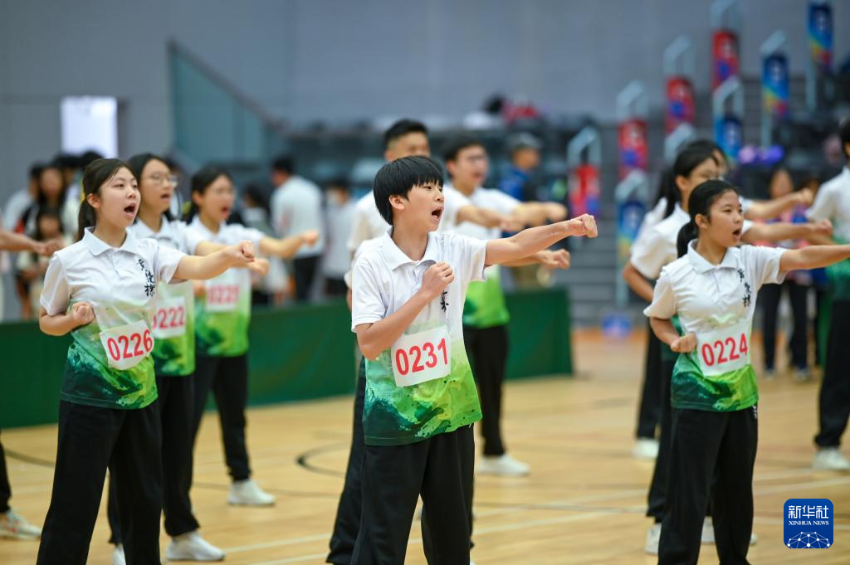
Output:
[1, 330, 848, 564]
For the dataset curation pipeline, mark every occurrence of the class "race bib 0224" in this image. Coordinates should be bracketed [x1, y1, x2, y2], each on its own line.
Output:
[696, 320, 751, 377]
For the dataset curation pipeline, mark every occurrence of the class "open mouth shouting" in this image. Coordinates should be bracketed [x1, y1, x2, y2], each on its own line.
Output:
[123, 202, 138, 218]
[431, 206, 444, 224]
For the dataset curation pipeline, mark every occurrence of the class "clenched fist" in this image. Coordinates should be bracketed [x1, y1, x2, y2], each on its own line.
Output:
[70, 302, 95, 327]
[419, 262, 454, 301]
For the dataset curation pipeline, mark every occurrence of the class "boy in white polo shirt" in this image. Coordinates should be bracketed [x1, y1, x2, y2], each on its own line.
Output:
[350, 156, 596, 564]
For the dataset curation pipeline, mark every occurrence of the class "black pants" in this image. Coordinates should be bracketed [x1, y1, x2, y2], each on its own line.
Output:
[192, 354, 251, 481]
[294, 255, 320, 302]
[351, 426, 474, 565]
[637, 324, 663, 439]
[659, 407, 758, 565]
[759, 280, 809, 371]
[108, 375, 200, 543]
[325, 277, 348, 298]
[37, 401, 162, 565]
[327, 360, 367, 565]
[0, 433, 11, 513]
[815, 298, 850, 448]
[646, 349, 677, 522]
[463, 324, 508, 456]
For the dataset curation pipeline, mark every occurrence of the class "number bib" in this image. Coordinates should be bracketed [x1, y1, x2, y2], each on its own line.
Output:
[696, 320, 750, 377]
[151, 296, 187, 339]
[391, 326, 451, 387]
[205, 271, 240, 313]
[100, 320, 154, 370]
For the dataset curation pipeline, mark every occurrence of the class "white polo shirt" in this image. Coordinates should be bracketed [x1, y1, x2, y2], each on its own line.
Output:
[270, 175, 325, 257]
[186, 217, 265, 357]
[644, 242, 785, 412]
[351, 229, 487, 446]
[631, 203, 753, 281]
[807, 167, 850, 242]
[346, 188, 470, 254]
[129, 216, 205, 376]
[40, 228, 185, 409]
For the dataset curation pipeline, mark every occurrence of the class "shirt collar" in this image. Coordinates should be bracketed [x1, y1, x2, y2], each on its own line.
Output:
[82, 227, 140, 256]
[189, 216, 223, 240]
[686, 240, 740, 274]
[380, 228, 439, 270]
[134, 215, 171, 238]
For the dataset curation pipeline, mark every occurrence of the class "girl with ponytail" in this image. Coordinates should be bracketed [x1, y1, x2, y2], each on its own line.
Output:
[36, 158, 258, 565]
[646, 179, 850, 564]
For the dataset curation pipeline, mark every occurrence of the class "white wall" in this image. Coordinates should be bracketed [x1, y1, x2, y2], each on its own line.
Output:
[0, 0, 847, 200]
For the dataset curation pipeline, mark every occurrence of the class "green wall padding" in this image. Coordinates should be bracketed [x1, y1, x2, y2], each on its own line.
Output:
[0, 288, 572, 429]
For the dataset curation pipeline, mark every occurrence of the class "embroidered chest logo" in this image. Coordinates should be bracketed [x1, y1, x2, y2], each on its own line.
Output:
[440, 290, 449, 313]
[737, 268, 752, 308]
[138, 259, 155, 297]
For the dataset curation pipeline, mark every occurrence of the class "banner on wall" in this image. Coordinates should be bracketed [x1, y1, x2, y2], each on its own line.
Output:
[568, 164, 601, 219]
[617, 118, 648, 179]
[763, 52, 790, 119]
[665, 77, 696, 134]
[808, 1, 833, 72]
[715, 115, 743, 168]
[712, 30, 740, 89]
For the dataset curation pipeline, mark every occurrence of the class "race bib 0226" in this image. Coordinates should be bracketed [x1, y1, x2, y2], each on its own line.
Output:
[100, 320, 154, 371]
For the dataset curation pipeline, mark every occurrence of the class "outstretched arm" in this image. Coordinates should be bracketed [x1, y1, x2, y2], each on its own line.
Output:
[485, 214, 596, 266]
[743, 189, 812, 221]
[174, 242, 255, 280]
[780, 244, 850, 272]
[259, 230, 319, 259]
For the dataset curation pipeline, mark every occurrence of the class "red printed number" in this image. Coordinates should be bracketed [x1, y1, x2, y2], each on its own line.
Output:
[107, 330, 153, 362]
[152, 306, 185, 330]
[700, 333, 748, 367]
[208, 285, 239, 305]
[395, 338, 448, 376]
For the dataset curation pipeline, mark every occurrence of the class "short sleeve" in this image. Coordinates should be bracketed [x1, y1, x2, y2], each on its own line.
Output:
[229, 225, 265, 249]
[643, 269, 677, 319]
[442, 189, 471, 229]
[347, 202, 374, 253]
[630, 229, 668, 280]
[152, 241, 186, 284]
[740, 197, 753, 214]
[453, 234, 487, 285]
[180, 223, 204, 255]
[486, 190, 521, 216]
[807, 184, 835, 223]
[743, 245, 786, 290]
[40, 254, 71, 315]
[351, 256, 386, 331]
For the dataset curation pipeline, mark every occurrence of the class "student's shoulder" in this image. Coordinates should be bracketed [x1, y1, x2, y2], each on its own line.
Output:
[52, 239, 88, 268]
[355, 192, 375, 212]
[658, 254, 691, 282]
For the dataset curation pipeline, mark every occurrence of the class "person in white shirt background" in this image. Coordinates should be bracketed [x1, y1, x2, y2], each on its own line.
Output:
[269, 155, 325, 302]
[442, 134, 570, 478]
[808, 116, 850, 471]
[323, 178, 355, 298]
[645, 178, 850, 564]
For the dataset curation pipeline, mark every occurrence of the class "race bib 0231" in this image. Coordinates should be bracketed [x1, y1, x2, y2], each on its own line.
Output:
[391, 326, 451, 387]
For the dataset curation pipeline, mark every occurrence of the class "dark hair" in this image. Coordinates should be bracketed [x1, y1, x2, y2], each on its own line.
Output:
[37, 162, 69, 206]
[243, 182, 270, 212]
[383, 119, 428, 150]
[661, 145, 718, 218]
[34, 206, 63, 240]
[77, 158, 135, 241]
[839, 116, 850, 160]
[325, 177, 351, 193]
[373, 156, 443, 225]
[271, 155, 294, 175]
[29, 162, 45, 181]
[185, 165, 233, 221]
[127, 153, 174, 221]
[79, 150, 104, 169]
[53, 152, 81, 170]
[442, 135, 485, 163]
[676, 179, 739, 257]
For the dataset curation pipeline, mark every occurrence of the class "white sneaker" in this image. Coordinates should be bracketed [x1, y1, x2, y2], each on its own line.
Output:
[0, 509, 41, 540]
[632, 438, 659, 460]
[112, 544, 126, 565]
[701, 518, 757, 545]
[166, 531, 225, 561]
[701, 518, 715, 543]
[477, 454, 530, 477]
[794, 368, 812, 382]
[645, 523, 661, 555]
[813, 448, 850, 471]
[228, 478, 276, 506]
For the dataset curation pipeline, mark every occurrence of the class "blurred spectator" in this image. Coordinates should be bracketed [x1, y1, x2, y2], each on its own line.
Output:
[16, 162, 74, 236]
[757, 167, 811, 380]
[241, 181, 290, 306]
[63, 150, 104, 235]
[270, 155, 325, 302]
[322, 178, 354, 298]
[499, 133, 543, 202]
[15, 207, 69, 319]
[3, 163, 43, 232]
